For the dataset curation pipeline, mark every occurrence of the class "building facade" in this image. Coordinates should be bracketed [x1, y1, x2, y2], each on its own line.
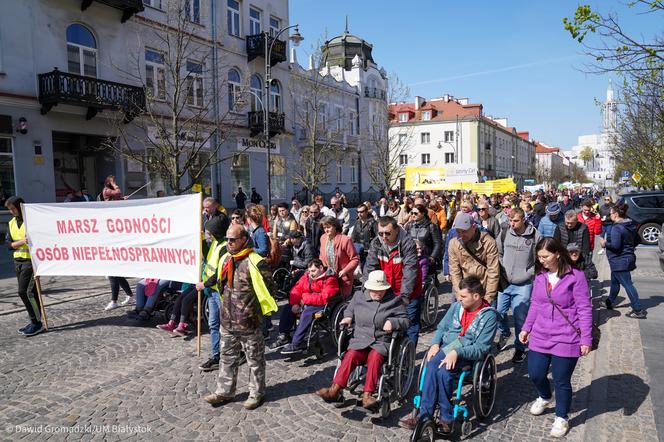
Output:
[388, 95, 536, 190]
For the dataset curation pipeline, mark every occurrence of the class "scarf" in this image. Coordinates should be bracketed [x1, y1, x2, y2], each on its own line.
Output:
[221, 247, 254, 288]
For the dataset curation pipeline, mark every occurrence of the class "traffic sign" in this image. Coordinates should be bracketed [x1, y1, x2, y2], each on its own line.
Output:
[632, 171, 642, 183]
[621, 170, 631, 179]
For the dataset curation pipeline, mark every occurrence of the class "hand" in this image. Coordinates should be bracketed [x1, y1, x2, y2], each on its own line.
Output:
[438, 350, 458, 370]
[339, 317, 352, 326]
[195, 282, 205, 291]
[600, 238, 606, 247]
[123, 196, 129, 200]
[383, 320, 393, 332]
[580, 345, 591, 356]
[426, 344, 440, 362]
[338, 270, 345, 279]
[291, 304, 302, 315]
[519, 331, 529, 344]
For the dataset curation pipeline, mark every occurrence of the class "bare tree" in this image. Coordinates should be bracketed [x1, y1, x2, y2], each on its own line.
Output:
[104, 2, 248, 195]
[366, 73, 413, 192]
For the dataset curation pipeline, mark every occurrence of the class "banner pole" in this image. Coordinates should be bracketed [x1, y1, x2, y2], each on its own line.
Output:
[196, 191, 203, 357]
[34, 276, 49, 330]
[196, 290, 202, 357]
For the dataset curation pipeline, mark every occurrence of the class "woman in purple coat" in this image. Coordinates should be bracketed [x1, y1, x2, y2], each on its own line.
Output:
[519, 237, 592, 438]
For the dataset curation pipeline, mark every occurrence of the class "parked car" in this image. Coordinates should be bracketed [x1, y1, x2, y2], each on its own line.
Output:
[618, 191, 664, 246]
[659, 223, 664, 272]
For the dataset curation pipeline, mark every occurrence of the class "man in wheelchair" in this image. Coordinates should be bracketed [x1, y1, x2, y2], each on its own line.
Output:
[271, 258, 339, 353]
[400, 276, 498, 434]
[316, 270, 409, 410]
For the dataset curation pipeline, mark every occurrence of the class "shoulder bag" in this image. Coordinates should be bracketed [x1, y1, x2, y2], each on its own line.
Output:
[545, 281, 600, 351]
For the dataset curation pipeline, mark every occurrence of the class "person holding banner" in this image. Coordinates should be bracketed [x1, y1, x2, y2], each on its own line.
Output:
[203, 224, 277, 410]
[5, 196, 44, 337]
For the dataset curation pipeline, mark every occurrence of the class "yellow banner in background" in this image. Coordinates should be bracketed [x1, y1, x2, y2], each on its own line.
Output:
[404, 167, 446, 191]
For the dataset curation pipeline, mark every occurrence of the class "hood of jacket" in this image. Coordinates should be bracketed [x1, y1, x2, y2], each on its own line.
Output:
[205, 214, 230, 242]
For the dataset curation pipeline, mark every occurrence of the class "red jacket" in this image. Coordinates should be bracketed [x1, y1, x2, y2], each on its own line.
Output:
[319, 233, 359, 297]
[577, 212, 602, 250]
[289, 272, 339, 306]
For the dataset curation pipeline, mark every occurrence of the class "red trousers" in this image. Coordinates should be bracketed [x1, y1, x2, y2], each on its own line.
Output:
[333, 347, 385, 393]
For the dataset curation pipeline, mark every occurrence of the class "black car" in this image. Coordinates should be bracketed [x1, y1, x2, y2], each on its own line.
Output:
[618, 191, 664, 246]
[658, 222, 664, 272]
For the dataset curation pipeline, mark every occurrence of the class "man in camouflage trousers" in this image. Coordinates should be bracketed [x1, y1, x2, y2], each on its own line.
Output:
[203, 224, 276, 410]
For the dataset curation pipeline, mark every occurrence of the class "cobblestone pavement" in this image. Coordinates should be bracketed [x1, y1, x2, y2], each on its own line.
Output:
[0, 261, 658, 441]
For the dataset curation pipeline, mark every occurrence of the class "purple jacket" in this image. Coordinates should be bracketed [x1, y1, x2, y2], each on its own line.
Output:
[522, 268, 592, 358]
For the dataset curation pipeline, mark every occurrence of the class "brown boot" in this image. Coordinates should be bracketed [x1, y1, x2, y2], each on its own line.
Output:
[361, 392, 378, 411]
[316, 383, 343, 403]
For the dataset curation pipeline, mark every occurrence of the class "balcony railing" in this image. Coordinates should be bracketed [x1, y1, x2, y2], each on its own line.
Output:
[364, 87, 386, 100]
[38, 68, 146, 123]
[246, 33, 287, 67]
[248, 111, 285, 138]
[80, 0, 144, 23]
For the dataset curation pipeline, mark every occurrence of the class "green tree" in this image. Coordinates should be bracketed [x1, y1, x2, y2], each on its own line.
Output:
[579, 146, 595, 164]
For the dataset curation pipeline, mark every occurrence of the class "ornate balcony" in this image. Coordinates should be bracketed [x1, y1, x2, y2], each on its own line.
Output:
[248, 111, 285, 138]
[38, 69, 146, 123]
[246, 33, 287, 67]
[80, 0, 144, 23]
[364, 87, 386, 100]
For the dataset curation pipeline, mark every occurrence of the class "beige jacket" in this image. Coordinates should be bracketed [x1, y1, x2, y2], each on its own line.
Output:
[448, 231, 500, 303]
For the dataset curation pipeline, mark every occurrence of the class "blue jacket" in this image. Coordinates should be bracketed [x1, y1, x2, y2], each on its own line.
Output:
[432, 302, 498, 361]
[605, 218, 637, 272]
[249, 225, 270, 257]
[538, 214, 563, 238]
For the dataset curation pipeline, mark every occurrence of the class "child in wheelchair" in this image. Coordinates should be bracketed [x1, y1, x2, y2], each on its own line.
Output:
[270, 258, 339, 353]
[400, 275, 497, 435]
[316, 270, 409, 411]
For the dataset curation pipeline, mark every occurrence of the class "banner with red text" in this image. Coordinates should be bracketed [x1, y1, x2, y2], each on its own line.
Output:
[23, 194, 202, 283]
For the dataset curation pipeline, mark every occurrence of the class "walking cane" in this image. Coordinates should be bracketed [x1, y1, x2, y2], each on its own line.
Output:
[124, 181, 151, 200]
[34, 275, 49, 330]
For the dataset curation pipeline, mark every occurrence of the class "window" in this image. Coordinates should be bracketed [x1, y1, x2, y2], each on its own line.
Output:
[185, 0, 201, 24]
[337, 163, 343, 183]
[444, 130, 454, 142]
[270, 80, 281, 111]
[269, 17, 280, 35]
[143, 0, 162, 8]
[319, 103, 327, 131]
[421, 153, 430, 165]
[0, 137, 15, 204]
[349, 111, 357, 135]
[249, 7, 261, 35]
[335, 106, 343, 132]
[445, 152, 455, 164]
[270, 155, 286, 199]
[422, 111, 431, 121]
[398, 134, 407, 145]
[145, 49, 165, 100]
[250, 74, 262, 111]
[227, 0, 240, 37]
[66, 24, 97, 77]
[351, 158, 357, 183]
[231, 153, 250, 191]
[228, 68, 241, 110]
[399, 113, 408, 123]
[186, 60, 203, 106]
[399, 154, 408, 165]
[420, 132, 430, 144]
[632, 196, 664, 208]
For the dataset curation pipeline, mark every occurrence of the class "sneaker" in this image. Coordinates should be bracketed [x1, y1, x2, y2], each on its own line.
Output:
[172, 322, 189, 337]
[23, 322, 45, 337]
[626, 309, 647, 319]
[138, 310, 150, 321]
[203, 393, 234, 405]
[18, 323, 32, 334]
[280, 342, 305, 355]
[497, 334, 510, 352]
[550, 417, 569, 438]
[605, 298, 614, 310]
[120, 295, 135, 306]
[598, 249, 605, 255]
[157, 320, 177, 332]
[104, 300, 119, 311]
[199, 357, 220, 371]
[127, 310, 140, 319]
[269, 334, 291, 350]
[399, 416, 418, 430]
[530, 396, 553, 416]
[512, 349, 526, 364]
[243, 396, 265, 410]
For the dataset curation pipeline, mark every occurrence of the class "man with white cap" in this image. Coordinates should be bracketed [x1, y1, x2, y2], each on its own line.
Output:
[447, 212, 501, 303]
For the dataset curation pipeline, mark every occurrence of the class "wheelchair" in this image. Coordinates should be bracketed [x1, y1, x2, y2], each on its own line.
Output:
[154, 283, 211, 333]
[302, 295, 350, 359]
[272, 266, 304, 301]
[420, 274, 440, 330]
[409, 351, 497, 440]
[335, 326, 416, 418]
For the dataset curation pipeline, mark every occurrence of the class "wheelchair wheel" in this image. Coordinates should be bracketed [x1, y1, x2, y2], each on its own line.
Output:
[331, 301, 349, 345]
[379, 399, 390, 419]
[411, 417, 436, 442]
[272, 267, 290, 300]
[420, 282, 439, 329]
[396, 339, 416, 399]
[472, 353, 497, 420]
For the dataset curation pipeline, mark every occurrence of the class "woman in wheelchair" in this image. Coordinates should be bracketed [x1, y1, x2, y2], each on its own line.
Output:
[271, 258, 339, 353]
[400, 276, 497, 434]
[316, 270, 409, 411]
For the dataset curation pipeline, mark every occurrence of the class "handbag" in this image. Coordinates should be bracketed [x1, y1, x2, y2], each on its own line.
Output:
[459, 238, 509, 291]
[545, 282, 601, 351]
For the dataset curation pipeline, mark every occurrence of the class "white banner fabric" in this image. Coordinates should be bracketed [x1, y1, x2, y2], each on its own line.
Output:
[23, 194, 202, 283]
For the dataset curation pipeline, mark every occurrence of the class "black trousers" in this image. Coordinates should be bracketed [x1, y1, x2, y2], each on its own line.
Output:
[15, 260, 40, 324]
[109, 276, 132, 301]
[170, 287, 198, 323]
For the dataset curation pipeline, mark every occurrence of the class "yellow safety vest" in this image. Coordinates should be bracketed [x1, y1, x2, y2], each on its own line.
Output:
[217, 251, 277, 316]
[8, 217, 30, 260]
[203, 240, 226, 291]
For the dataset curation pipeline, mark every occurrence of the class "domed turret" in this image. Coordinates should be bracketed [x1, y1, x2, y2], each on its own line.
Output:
[320, 25, 375, 71]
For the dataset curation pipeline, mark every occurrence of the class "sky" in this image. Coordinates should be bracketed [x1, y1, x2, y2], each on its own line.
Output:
[289, 0, 662, 151]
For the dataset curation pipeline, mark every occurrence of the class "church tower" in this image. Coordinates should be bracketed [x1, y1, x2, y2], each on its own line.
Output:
[603, 79, 617, 133]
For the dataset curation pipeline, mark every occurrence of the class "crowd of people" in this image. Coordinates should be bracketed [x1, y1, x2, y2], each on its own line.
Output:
[6, 181, 647, 437]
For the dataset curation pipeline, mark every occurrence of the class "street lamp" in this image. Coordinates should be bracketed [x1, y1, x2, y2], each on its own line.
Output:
[264, 25, 303, 208]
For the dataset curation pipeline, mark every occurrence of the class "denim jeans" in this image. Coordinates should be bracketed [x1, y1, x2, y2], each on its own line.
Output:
[497, 283, 533, 351]
[527, 350, 578, 419]
[406, 297, 422, 346]
[418, 350, 470, 423]
[207, 291, 222, 359]
[135, 279, 171, 312]
[608, 270, 642, 311]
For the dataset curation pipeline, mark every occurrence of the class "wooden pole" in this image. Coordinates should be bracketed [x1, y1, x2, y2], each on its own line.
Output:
[196, 289, 202, 356]
[196, 191, 203, 357]
[34, 276, 49, 330]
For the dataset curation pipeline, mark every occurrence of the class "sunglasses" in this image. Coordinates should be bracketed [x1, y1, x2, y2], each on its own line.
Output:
[302, 210, 309, 213]
[411, 211, 420, 215]
[310, 211, 319, 214]
[478, 208, 488, 211]
[231, 216, 241, 219]
[225, 236, 242, 242]
[378, 231, 393, 237]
